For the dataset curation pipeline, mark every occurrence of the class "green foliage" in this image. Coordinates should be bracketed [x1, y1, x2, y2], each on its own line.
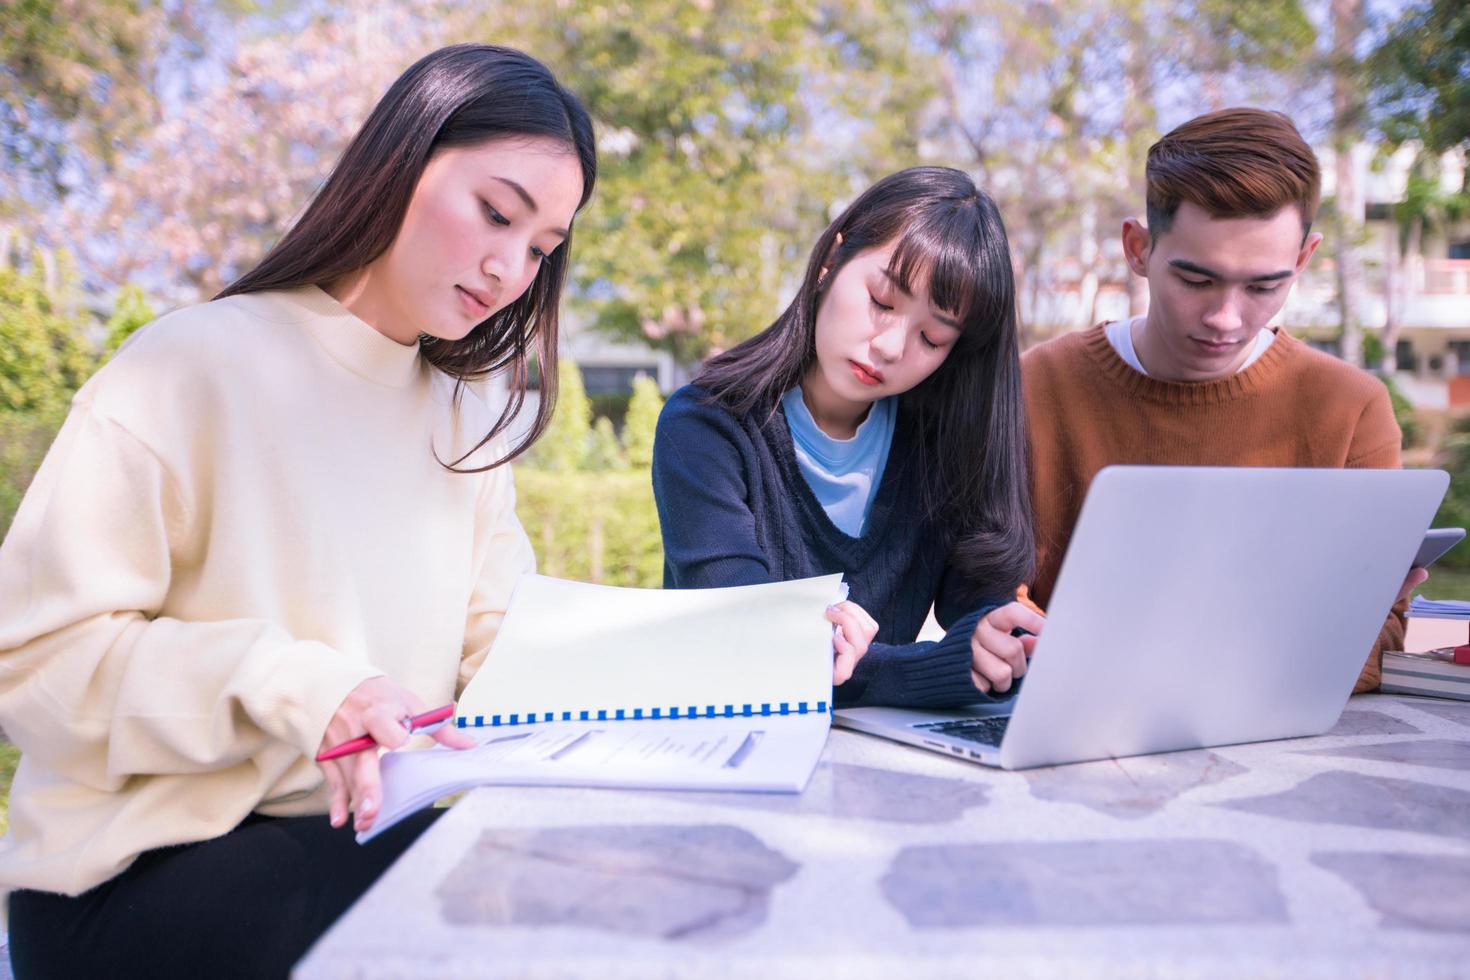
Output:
[1369, 0, 1470, 157]
[587, 416, 627, 471]
[0, 257, 95, 413]
[1, 0, 244, 191]
[1185, 0, 1315, 72]
[0, 407, 64, 541]
[1362, 331, 1386, 369]
[104, 283, 155, 355]
[529, 359, 592, 472]
[1431, 415, 1470, 571]
[0, 741, 19, 837]
[1376, 373, 1421, 449]
[517, 367, 666, 585]
[462, 0, 929, 366]
[622, 374, 663, 470]
[515, 470, 662, 587]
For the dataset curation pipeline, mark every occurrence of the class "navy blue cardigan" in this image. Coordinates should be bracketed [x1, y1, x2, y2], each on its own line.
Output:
[652, 384, 1005, 709]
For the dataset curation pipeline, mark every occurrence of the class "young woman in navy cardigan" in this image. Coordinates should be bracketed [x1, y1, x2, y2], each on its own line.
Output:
[653, 167, 1043, 709]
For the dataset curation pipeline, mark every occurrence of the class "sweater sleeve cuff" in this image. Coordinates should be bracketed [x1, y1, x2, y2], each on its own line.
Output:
[839, 606, 1008, 709]
[238, 640, 386, 757]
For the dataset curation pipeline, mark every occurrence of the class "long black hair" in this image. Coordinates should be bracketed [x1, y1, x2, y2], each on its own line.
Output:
[697, 166, 1034, 590]
[217, 44, 597, 471]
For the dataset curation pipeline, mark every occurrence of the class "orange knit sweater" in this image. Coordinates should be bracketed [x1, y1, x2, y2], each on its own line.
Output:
[1022, 324, 1404, 693]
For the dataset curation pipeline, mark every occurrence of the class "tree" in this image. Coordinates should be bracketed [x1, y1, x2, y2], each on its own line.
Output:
[1327, 0, 1368, 370]
[1370, 0, 1470, 163]
[449, 0, 948, 367]
[64, 3, 435, 303]
[1366, 0, 1470, 371]
[1, 0, 235, 235]
[2, 1, 163, 194]
[908, 0, 1317, 340]
[1380, 160, 1470, 371]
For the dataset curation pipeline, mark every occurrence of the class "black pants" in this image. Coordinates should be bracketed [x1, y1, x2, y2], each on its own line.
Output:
[8, 809, 443, 979]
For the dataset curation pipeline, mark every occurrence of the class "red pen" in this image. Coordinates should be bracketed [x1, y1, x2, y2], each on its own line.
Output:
[314, 704, 456, 762]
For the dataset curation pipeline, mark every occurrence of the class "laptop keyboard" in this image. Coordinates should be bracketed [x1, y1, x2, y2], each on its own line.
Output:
[914, 716, 1010, 747]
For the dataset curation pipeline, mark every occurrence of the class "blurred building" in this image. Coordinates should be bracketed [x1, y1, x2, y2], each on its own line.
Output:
[1293, 144, 1470, 409]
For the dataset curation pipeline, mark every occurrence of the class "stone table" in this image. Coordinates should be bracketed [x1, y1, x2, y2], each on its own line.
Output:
[296, 694, 1470, 979]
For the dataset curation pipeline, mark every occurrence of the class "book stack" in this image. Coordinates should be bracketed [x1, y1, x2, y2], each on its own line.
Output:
[1382, 597, 1470, 701]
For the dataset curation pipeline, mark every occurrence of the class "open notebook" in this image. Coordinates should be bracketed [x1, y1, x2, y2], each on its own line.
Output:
[359, 573, 842, 842]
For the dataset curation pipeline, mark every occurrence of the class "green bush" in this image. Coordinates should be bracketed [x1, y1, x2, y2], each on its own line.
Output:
[1430, 413, 1470, 571]
[623, 374, 663, 470]
[1376, 372, 1421, 449]
[526, 358, 592, 472]
[0, 271, 159, 542]
[0, 408, 65, 540]
[0, 259, 95, 414]
[1361, 331, 1386, 369]
[587, 416, 627, 471]
[515, 469, 663, 587]
[104, 283, 155, 356]
[0, 741, 19, 836]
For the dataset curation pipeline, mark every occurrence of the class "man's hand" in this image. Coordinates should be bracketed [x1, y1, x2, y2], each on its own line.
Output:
[1396, 566, 1429, 606]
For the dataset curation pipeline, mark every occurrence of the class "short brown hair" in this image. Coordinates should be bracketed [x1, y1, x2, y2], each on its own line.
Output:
[1145, 107, 1320, 239]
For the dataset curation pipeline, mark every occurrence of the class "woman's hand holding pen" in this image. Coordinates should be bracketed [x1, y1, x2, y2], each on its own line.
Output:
[970, 602, 1045, 695]
[317, 677, 475, 833]
[827, 599, 878, 684]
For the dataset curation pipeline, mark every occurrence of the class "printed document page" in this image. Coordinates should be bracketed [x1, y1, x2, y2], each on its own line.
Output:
[360, 716, 830, 843]
[457, 573, 843, 724]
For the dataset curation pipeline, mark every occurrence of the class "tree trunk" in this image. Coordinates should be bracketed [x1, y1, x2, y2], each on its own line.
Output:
[1122, 0, 1152, 318]
[1330, 0, 1366, 369]
[1387, 216, 1424, 372]
[1381, 223, 1402, 373]
[1075, 203, 1100, 332]
[1023, 239, 1045, 348]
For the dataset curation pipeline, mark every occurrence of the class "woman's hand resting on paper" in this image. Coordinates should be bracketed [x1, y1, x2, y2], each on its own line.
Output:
[827, 599, 879, 684]
[970, 602, 1046, 695]
[317, 676, 475, 833]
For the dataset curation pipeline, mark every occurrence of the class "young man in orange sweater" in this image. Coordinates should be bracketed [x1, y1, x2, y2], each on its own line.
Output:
[1022, 107, 1424, 693]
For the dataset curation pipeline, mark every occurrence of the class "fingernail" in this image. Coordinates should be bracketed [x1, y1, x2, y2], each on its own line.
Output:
[361, 797, 374, 815]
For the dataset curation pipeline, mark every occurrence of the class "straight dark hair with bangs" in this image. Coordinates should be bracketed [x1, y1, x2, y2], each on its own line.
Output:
[216, 44, 597, 471]
[697, 166, 1034, 590]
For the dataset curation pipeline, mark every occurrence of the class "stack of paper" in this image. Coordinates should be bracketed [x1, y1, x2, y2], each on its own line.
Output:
[1407, 596, 1470, 620]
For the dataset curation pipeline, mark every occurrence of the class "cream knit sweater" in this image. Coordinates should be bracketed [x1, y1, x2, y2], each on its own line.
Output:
[0, 286, 534, 900]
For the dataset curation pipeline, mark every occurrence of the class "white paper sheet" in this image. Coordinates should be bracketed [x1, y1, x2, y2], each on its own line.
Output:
[358, 716, 830, 843]
[456, 573, 844, 726]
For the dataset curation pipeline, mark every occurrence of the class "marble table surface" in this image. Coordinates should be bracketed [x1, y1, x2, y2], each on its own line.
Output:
[295, 693, 1470, 979]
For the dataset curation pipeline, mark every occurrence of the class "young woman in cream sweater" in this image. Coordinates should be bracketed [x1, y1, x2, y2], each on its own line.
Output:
[0, 44, 595, 976]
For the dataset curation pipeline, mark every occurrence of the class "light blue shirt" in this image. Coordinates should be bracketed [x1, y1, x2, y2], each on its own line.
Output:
[781, 386, 896, 537]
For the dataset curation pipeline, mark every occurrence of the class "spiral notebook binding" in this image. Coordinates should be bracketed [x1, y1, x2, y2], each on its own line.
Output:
[456, 700, 829, 728]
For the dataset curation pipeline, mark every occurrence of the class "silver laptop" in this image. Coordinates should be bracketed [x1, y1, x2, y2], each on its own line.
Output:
[834, 465, 1448, 769]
